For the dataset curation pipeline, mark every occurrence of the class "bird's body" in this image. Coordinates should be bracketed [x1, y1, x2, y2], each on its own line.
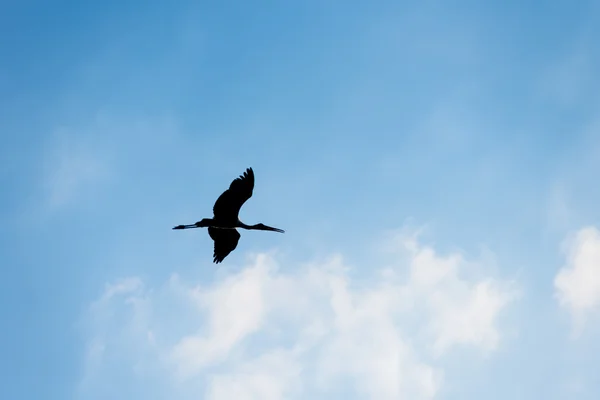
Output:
[173, 167, 284, 263]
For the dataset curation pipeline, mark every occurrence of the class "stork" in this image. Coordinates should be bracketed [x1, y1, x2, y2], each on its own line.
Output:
[173, 167, 284, 263]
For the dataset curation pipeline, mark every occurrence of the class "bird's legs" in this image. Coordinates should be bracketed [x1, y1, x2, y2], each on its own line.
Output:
[237, 221, 285, 233]
[172, 218, 213, 230]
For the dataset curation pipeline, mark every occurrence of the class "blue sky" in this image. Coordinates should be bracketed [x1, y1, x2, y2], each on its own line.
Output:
[1, 0, 600, 399]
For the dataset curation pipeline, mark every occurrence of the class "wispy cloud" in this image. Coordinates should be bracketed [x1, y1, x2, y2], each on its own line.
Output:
[78, 227, 519, 400]
[536, 16, 600, 111]
[538, 43, 594, 108]
[41, 129, 112, 209]
[545, 183, 576, 234]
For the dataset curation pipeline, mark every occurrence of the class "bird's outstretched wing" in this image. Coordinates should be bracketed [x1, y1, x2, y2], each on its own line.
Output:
[208, 227, 241, 263]
[212, 167, 255, 223]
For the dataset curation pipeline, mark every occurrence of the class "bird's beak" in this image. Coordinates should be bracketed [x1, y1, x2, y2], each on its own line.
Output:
[266, 226, 285, 233]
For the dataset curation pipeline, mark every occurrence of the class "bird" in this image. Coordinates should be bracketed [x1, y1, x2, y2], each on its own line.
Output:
[172, 167, 284, 263]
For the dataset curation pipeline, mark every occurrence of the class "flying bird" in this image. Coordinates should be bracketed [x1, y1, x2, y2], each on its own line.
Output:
[172, 167, 284, 263]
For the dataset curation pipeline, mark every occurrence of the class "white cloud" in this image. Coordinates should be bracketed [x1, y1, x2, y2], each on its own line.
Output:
[78, 277, 150, 394]
[170, 264, 270, 380]
[206, 349, 303, 400]
[78, 229, 519, 399]
[554, 226, 600, 336]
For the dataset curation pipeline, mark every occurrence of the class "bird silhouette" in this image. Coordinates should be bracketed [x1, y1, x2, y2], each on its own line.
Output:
[173, 167, 284, 263]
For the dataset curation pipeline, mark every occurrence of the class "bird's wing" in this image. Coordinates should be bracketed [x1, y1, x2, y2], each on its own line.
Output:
[208, 227, 241, 263]
[212, 167, 255, 221]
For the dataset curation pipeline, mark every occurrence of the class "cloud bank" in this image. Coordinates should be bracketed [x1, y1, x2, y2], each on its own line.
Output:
[77, 228, 519, 400]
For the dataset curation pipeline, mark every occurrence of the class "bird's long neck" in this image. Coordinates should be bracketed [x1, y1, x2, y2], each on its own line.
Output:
[237, 221, 267, 230]
[237, 221, 255, 230]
